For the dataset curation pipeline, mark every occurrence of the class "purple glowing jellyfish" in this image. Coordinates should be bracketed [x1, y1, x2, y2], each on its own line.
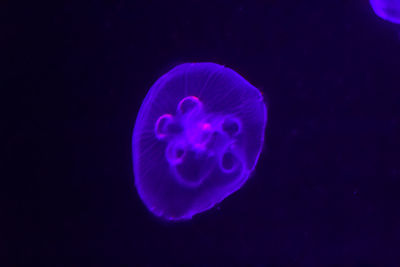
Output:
[370, 0, 400, 24]
[132, 63, 267, 221]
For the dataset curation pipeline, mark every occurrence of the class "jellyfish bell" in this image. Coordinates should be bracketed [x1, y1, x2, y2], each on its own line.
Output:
[370, 0, 400, 24]
[132, 62, 267, 221]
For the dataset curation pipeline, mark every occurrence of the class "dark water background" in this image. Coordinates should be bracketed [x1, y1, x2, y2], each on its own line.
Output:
[5, 0, 400, 265]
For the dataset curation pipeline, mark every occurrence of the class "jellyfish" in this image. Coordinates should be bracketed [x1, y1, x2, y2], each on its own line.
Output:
[132, 62, 267, 221]
[370, 0, 400, 24]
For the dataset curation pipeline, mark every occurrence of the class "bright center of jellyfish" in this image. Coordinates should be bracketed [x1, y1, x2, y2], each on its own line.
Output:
[154, 95, 244, 187]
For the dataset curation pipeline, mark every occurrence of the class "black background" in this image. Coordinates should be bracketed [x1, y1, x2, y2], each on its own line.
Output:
[5, 0, 400, 265]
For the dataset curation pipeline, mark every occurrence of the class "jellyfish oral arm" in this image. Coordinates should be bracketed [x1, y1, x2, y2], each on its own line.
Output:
[186, 121, 214, 151]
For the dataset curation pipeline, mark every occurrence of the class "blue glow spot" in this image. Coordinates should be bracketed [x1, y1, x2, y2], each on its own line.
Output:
[370, 0, 400, 24]
[132, 62, 267, 221]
